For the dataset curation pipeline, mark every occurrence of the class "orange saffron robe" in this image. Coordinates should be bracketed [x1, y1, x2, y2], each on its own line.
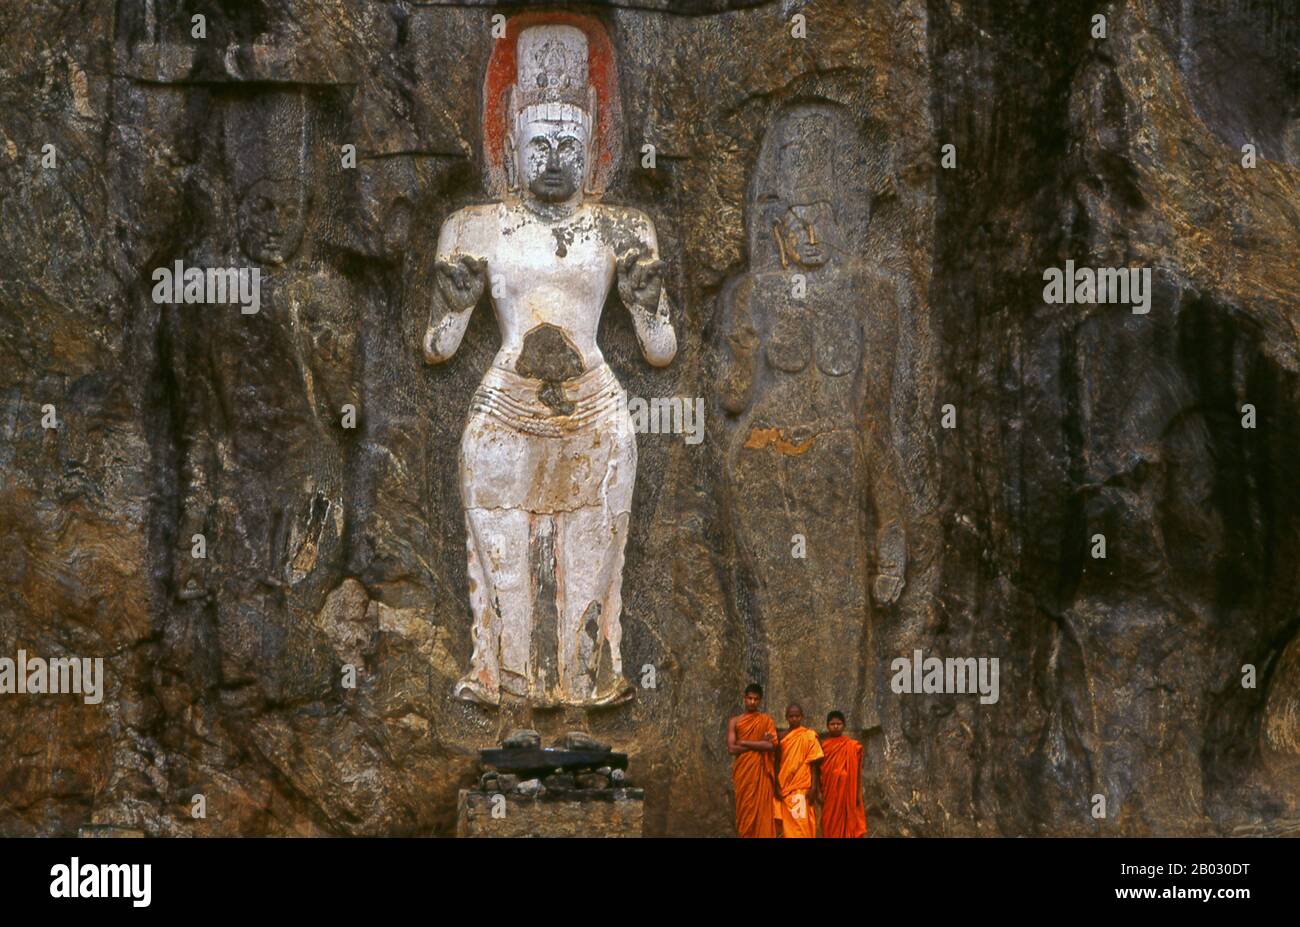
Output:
[732, 712, 779, 838]
[776, 726, 824, 838]
[819, 735, 867, 838]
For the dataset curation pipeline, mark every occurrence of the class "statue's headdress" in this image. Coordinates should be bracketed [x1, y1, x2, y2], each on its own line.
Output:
[507, 25, 598, 192]
[224, 90, 308, 199]
[750, 103, 868, 270]
[776, 112, 836, 207]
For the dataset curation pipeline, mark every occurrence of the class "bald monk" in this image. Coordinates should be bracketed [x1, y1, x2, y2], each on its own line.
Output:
[775, 703, 824, 838]
[728, 683, 779, 838]
[819, 710, 867, 838]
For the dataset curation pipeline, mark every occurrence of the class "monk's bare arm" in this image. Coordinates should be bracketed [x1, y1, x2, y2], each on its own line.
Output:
[727, 716, 748, 755]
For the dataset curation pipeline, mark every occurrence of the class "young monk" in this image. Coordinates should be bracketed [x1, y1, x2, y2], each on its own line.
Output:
[819, 710, 867, 838]
[728, 684, 779, 838]
[775, 703, 823, 838]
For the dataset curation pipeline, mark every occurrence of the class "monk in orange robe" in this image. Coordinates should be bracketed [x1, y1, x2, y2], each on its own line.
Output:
[728, 683, 779, 838]
[775, 703, 823, 838]
[819, 710, 867, 838]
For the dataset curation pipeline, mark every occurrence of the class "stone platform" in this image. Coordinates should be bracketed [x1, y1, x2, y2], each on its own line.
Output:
[457, 729, 644, 836]
[457, 786, 644, 838]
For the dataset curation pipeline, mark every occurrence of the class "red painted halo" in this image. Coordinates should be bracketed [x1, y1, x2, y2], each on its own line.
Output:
[482, 12, 622, 197]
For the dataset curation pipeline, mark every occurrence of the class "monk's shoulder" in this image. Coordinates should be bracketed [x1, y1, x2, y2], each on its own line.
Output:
[824, 734, 863, 753]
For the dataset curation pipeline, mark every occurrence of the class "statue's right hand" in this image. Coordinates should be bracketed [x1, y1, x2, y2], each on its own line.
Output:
[435, 255, 487, 310]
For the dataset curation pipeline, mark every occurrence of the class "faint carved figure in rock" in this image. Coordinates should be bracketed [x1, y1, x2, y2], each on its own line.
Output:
[718, 102, 904, 720]
[423, 23, 676, 708]
[237, 177, 306, 266]
[169, 91, 362, 694]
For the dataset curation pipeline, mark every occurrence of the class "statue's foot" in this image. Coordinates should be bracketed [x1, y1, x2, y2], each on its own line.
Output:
[588, 676, 635, 708]
[176, 582, 209, 602]
[453, 676, 500, 707]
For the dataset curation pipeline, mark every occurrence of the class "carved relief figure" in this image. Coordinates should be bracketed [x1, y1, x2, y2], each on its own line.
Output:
[170, 91, 362, 690]
[718, 102, 905, 720]
[424, 23, 676, 708]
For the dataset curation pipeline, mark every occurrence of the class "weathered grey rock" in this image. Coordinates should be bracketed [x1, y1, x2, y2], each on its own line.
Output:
[557, 732, 610, 753]
[494, 774, 518, 792]
[501, 730, 541, 750]
[610, 769, 626, 785]
[515, 779, 544, 798]
[543, 774, 576, 790]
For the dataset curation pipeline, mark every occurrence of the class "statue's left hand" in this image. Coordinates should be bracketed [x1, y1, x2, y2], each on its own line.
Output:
[617, 249, 665, 312]
[872, 521, 907, 606]
[873, 573, 904, 606]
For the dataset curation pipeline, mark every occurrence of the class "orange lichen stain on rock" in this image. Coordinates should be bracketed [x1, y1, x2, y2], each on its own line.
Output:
[743, 427, 815, 455]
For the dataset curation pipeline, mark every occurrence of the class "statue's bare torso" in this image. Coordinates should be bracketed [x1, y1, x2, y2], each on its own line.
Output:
[432, 201, 666, 373]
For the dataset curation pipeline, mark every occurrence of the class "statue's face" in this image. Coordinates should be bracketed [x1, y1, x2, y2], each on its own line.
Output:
[517, 118, 587, 204]
[778, 202, 836, 268]
[238, 179, 306, 265]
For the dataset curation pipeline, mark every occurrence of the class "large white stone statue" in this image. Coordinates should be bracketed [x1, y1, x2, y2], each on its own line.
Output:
[424, 24, 676, 708]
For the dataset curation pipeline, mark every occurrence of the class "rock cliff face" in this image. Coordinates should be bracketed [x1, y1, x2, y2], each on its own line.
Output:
[0, 0, 1295, 836]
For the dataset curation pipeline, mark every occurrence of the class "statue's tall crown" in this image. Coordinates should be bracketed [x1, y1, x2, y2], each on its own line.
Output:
[512, 25, 594, 132]
[777, 112, 835, 205]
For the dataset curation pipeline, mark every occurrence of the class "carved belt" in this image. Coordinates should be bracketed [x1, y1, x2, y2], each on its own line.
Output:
[469, 363, 625, 437]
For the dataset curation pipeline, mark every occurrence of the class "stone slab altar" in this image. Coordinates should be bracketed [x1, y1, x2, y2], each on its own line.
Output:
[458, 729, 643, 837]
